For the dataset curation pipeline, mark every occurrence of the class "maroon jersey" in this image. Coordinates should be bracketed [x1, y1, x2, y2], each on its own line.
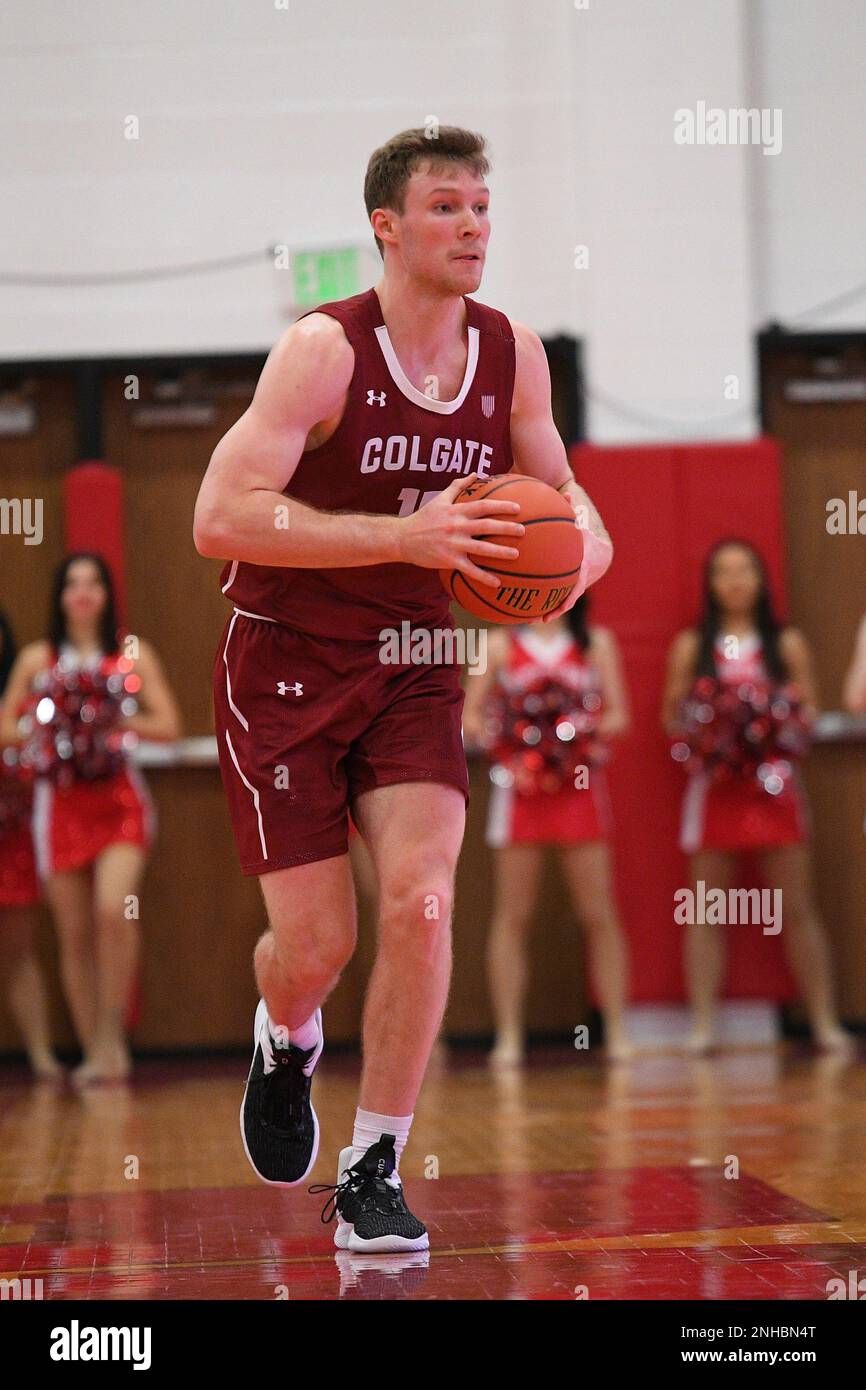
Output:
[220, 286, 516, 639]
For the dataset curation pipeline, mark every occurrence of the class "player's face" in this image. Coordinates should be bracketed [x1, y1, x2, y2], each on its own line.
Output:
[62, 559, 108, 623]
[709, 546, 763, 618]
[396, 164, 490, 292]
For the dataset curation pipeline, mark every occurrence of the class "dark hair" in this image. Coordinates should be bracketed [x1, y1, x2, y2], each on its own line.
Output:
[0, 608, 17, 699]
[564, 591, 591, 652]
[695, 538, 787, 681]
[48, 552, 120, 656]
[364, 126, 490, 259]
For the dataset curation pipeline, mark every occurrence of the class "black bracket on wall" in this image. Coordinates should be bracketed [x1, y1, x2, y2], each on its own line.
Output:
[1, 335, 586, 460]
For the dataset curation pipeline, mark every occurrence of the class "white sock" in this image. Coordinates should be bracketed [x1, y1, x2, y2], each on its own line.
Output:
[268, 1009, 319, 1052]
[350, 1107, 413, 1177]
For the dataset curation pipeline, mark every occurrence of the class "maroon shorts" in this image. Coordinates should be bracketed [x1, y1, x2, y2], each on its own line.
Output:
[213, 609, 470, 875]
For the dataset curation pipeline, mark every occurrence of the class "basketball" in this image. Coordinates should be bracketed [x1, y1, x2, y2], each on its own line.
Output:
[439, 473, 584, 623]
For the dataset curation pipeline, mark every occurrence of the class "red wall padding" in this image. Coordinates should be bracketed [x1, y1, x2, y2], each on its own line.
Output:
[570, 439, 797, 1003]
[63, 461, 127, 627]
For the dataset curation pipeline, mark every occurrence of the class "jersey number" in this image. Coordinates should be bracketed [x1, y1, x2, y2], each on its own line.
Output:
[397, 488, 440, 517]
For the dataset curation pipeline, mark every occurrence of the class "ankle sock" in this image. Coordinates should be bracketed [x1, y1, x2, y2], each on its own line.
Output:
[350, 1107, 413, 1174]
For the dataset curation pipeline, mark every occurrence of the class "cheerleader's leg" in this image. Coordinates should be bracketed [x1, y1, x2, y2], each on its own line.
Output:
[758, 844, 854, 1054]
[74, 842, 147, 1086]
[486, 843, 544, 1067]
[559, 841, 633, 1061]
[685, 850, 736, 1053]
[43, 867, 98, 1053]
[0, 905, 63, 1079]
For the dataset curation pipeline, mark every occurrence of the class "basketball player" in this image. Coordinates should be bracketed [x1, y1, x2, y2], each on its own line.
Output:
[193, 127, 613, 1252]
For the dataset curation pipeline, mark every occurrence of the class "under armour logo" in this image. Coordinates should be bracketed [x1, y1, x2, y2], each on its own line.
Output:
[366, 389, 386, 406]
[277, 681, 303, 697]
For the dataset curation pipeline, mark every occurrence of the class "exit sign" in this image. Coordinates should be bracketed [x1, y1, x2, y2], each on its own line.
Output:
[291, 248, 361, 307]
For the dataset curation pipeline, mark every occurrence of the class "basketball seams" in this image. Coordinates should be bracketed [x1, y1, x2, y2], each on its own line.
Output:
[444, 474, 582, 621]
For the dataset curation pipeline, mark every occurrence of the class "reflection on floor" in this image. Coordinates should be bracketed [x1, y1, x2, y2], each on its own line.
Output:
[1, 1043, 864, 1300]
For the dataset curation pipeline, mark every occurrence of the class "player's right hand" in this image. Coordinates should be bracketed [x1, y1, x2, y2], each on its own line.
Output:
[397, 473, 525, 589]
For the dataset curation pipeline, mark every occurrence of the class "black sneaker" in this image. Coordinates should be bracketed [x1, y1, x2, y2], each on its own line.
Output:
[239, 999, 323, 1185]
[309, 1134, 429, 1253]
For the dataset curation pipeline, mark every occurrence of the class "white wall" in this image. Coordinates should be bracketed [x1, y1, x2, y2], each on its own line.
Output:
[571, 0, 755, 440]
[0, 0, 862, 442]
[749, 0, 866, 332]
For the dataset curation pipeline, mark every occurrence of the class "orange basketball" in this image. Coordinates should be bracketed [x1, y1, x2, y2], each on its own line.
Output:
[439, 473, 584, 624]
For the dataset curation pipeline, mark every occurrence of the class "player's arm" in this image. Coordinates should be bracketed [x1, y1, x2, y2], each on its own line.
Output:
[461, 626, 510, 747]
[0, 641, 51, 745]
[660, 629, 700, 735]
[194, 314, 403, 567]
[193, 315, 525, 585]
[779, 627, 819, 721]
[590, 627, 631, 738]
[508, 322, 613, 621]
[842, 614, 866, 714]
[121, 639, 183, 743]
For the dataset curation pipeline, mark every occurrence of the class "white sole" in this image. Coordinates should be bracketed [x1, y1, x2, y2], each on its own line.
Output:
[334, 1218, 429, 1253]
[347, 1231, 430, 1253]
[330, 1143, 429, 1253]
[239, 999, 322, 1188]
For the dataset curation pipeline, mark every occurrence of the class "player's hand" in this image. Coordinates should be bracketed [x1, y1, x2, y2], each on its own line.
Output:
[398, 472, 525, 589]
[542, 524, 614, 621]
[541, 586, 581, 623]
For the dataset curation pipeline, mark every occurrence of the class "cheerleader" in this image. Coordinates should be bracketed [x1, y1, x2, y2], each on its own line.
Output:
[662, 538, 852, 1055]
[462, 595, 633, 1065]
[0, 609, 62, 1080]
[0, 553, 182, 1086]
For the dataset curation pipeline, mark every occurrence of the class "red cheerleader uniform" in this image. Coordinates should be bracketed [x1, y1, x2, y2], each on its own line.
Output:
[30, 645, 157, 878]
[0, 822, 39, 906]
[679, 633, 810, 854]
[0, 707, 39, 907]
[484, 627, 613, 847]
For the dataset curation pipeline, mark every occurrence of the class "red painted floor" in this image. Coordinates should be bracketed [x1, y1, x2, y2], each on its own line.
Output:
[2, 1048, 865, 1300]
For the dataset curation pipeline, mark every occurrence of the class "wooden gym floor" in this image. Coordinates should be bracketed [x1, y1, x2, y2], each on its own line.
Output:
[1, 1041, 865, 1300]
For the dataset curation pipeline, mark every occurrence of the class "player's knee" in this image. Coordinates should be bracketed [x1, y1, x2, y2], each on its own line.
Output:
[379, 869, 454, 937]
[261, 919, 355, 987]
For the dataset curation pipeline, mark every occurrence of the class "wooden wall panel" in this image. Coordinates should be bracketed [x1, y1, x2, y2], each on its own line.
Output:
[0, 374, 75, 643]
[762, 342, 866, 705]
[763, 339, 866, 1019]
[102, 366, 264, 738]
[802, 747, 866, 1020]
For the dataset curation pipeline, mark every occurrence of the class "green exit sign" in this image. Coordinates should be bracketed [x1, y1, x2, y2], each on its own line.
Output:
[292, 248, 361, 307]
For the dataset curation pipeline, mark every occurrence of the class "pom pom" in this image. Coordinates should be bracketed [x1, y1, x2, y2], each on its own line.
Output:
[671, 677, 810, 794]
[483, 669, 608, 795]
[16, 655, 139, 788]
